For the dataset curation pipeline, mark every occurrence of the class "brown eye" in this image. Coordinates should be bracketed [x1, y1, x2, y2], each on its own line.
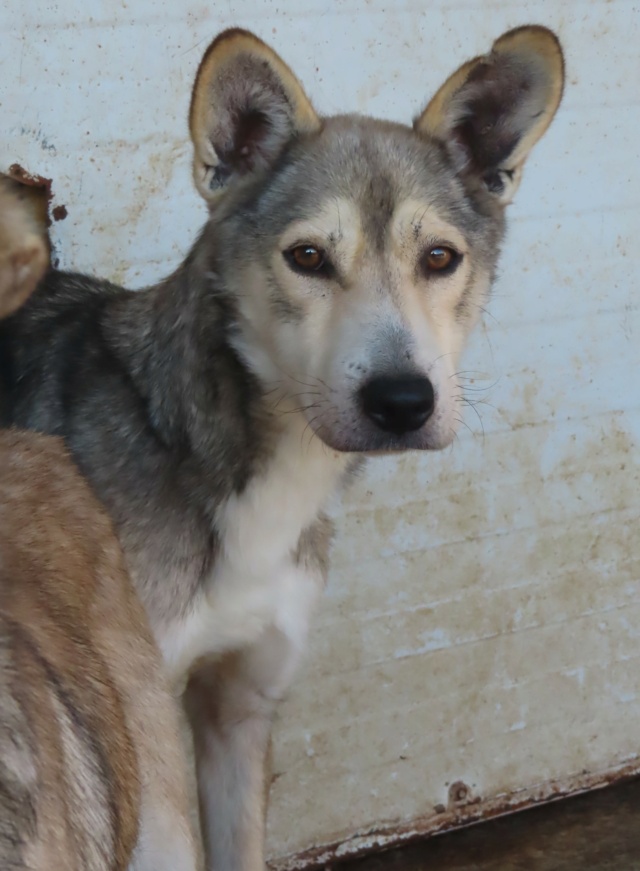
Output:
[422, 246, 459, 275]
[285, 244, 328, 275]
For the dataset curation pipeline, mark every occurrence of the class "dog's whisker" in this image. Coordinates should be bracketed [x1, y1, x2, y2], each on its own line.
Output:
[453, 412, 477, 441]
[269, 365, 337, 396]
[300, 413, 322, 450]
[451, 369, 496, 381]
[458, 385, 495, 394]
[473, 303, 501, 326]
[431, 352, 456, 367]
[460, 398, 485, 440]
[276, 402, 325, 417]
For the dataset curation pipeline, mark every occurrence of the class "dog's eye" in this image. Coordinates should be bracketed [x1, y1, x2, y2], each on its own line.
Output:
[422, 246, 460, 276]
[284, 245, 328, 275]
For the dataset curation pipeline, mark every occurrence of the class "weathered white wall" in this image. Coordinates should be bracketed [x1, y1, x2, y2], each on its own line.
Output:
[2, 0, 639, 865]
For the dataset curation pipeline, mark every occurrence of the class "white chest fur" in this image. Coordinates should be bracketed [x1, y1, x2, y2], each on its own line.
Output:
[161, 420, 348, 683]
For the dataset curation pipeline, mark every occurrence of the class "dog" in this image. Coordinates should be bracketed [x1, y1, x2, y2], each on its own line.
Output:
[0, 25, 564, 870]
[0, 178, 199, 869]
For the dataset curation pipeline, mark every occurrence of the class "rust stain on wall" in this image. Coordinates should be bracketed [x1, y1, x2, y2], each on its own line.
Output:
[272, 760, 640, 870]
[52, 204, 68, 222]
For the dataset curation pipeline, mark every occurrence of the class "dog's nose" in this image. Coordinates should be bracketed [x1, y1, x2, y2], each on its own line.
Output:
[359, 376, 435, 434]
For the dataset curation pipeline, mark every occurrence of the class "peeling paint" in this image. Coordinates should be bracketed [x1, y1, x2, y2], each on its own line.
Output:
[271, 760, 640, 870]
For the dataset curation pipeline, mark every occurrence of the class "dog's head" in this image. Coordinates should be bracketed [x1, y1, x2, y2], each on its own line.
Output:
[190, 27, 564, 452]
[0, 176, 48, 319]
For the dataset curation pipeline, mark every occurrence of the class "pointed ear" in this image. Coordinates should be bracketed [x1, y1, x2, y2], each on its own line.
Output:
[189, 29, 321, 202]
[415, 26, 564, 204]
[0, 177, 48, 319]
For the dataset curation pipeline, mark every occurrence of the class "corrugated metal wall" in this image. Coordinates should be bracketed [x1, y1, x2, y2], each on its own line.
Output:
[3, 0, 639, 866]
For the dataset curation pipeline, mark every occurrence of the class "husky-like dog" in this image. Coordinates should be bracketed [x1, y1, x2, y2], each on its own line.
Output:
[1, 26, 564, 870]
[0, 178, 199, 870]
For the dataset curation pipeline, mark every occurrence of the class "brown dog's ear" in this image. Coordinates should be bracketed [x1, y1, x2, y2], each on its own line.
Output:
[0, 177, 49, 319]
[415, 26, 564, 204]
[189, 29, 320, 202]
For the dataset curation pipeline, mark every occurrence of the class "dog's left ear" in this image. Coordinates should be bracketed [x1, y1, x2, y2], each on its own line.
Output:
[0, 176, 49, 319]
[189, 29, 321, 202]
[415, 26, 564, 204]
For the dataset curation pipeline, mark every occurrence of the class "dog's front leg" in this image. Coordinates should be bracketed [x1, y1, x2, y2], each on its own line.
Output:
[184, 627, 301, 871]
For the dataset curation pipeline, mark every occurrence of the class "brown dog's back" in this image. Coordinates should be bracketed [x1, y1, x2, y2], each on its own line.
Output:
[0, 431, 140, 870]
[0, 178, 198, 871]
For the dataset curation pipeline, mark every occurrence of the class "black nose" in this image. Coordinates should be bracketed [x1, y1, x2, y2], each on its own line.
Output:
[359, 376, 435, 435]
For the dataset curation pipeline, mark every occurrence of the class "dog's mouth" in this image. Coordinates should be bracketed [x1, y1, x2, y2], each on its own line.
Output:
[311, 425, 451, 454]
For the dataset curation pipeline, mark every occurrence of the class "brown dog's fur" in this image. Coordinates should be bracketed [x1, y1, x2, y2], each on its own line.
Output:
[0, 181, 199, 870]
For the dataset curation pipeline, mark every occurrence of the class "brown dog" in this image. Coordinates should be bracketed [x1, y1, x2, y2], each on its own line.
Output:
[0, 179, 200, 870]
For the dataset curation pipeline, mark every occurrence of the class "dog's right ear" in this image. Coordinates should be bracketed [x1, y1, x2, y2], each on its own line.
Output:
[189, 29, 320, 202]
[415, 26, 564, 204]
